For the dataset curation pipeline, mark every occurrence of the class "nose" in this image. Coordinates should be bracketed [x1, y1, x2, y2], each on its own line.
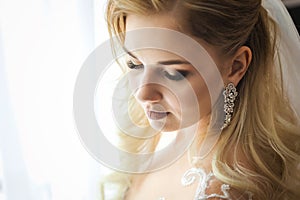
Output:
[135, 83, 163, 103]
[134, 70, 163, 103]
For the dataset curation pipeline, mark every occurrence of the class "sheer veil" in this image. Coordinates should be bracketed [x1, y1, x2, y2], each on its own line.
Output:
[262, 0, 300, 120]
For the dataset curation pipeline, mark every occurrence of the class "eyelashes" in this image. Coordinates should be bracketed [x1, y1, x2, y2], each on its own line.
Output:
[164, 70, 189, 81]
[127, 60, 144, 70]
[126, 60, 189, 81]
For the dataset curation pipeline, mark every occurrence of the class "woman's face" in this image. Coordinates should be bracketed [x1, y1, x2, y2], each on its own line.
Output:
[125, 14, 227, 132]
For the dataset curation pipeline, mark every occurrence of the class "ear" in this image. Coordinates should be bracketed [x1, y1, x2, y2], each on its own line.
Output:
[225, 46, 252, 86]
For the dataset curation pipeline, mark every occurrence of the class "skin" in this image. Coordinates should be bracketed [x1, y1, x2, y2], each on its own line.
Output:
[125, 13, 251, 132]
[127, 48, 210, 131]
[124, 13, 252, 200]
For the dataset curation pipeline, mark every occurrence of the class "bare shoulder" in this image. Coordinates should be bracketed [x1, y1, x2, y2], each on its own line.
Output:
[204, 146, 254, 200]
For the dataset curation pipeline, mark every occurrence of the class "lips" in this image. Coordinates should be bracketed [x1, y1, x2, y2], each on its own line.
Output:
[147, 110, 168, 120]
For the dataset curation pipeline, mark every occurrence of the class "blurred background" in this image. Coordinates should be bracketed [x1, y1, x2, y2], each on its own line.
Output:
[283, 0, 300, 32]
[0, 0, 299, 200]
[0, 0, 110, 199]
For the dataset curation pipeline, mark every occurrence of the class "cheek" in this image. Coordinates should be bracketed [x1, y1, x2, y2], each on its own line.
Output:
[127, 70, 142, 91]
[195, 82, 211, 116]
[165, 78, 204, 127]
[180, 76, 211, 123]
[192, 75, 211, 116]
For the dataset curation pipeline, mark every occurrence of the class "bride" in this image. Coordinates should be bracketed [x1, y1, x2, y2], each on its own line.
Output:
[100, 0, 300, 199]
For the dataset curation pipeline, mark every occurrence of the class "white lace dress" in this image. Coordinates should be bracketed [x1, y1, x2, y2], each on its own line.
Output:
[108, 167, 253, 200]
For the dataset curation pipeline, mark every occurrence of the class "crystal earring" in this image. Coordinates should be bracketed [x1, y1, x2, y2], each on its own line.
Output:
[221, 83, 238, 130]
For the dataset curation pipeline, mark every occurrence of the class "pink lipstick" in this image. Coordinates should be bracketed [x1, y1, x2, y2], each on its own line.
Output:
[147, 110, 168, 120]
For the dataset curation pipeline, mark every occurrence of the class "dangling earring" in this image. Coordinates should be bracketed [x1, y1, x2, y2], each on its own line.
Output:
[221, 83, 238, 130]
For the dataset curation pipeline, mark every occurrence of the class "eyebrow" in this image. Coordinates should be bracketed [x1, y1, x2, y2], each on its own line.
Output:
[123, 46, 138, 59]
[157, 60, 190, 65]
[123, 46, 191, 66]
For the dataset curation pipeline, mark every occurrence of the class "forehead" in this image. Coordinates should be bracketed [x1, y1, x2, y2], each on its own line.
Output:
[124, 14, 227, 69]
[125, 14, 185, 64]
[126, 13, 181, 32]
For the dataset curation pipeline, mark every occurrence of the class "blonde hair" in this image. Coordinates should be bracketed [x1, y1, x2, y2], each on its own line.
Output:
[102, 0, 300, 199]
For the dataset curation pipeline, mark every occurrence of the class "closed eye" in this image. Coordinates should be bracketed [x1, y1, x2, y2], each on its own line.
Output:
[126, 60, 144, 70]
[164, 70, 189, 81]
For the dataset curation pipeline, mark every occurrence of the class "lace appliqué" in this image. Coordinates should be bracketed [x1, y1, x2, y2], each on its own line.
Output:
[181, 168, 231, 200]
[157, 167, 253, 200]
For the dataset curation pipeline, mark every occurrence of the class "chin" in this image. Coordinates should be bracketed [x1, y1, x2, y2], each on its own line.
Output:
[148, 120, 180, 132]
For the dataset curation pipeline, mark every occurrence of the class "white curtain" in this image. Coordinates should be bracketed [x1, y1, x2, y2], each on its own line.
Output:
[0, 0, 110, 199]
